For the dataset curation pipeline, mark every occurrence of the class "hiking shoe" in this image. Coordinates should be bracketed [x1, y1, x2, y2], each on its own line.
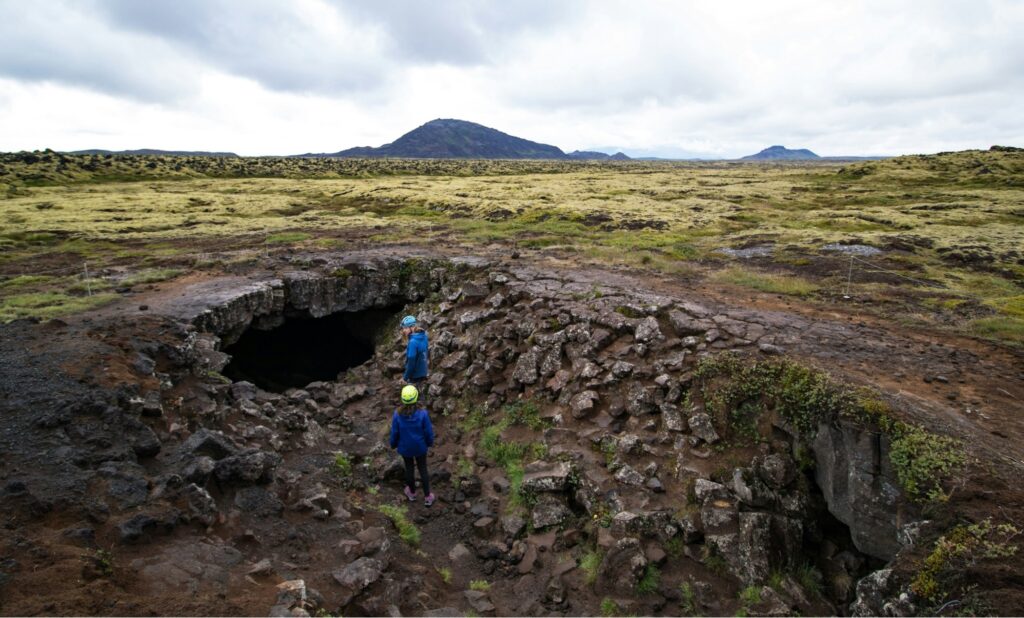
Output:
[424, 493, 436, 507]
[403, 486, 416, 502]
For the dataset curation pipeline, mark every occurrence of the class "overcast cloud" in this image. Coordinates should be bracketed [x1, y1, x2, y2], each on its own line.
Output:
[0, 0, 1020, 157]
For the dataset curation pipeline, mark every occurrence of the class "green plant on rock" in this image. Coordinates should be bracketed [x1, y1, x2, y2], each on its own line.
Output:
[376, 504, 420, 547]
[94, 549, 114, 577]
[738, 585, 761, 608]
[636, 564, 661, 594]
[691, 352, 966, 502]
[504, 398, 552, 431]
[437, 566, 452, 585]
[474, 400, 550, 508]
[469, 579, 490, 591]
[457, 407, 490, 433]
[701, 546, 729, 578]
[665, 536, 684, 559]
[333, 452, 352, 477]
[580, 549, 603, 586]
[204, 369, 232, 385]
[679, 582, 700, 615]
[457, 457, 474, 477]
[600, 597, 620, 617]
[886, 422, 965, 502]
[911, 518, 1020, 605]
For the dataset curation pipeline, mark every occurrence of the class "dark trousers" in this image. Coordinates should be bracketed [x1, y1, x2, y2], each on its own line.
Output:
[403, 454, 431, 495]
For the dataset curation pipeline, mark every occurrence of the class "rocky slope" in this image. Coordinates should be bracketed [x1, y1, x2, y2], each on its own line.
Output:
[0, 253, 1021, 616]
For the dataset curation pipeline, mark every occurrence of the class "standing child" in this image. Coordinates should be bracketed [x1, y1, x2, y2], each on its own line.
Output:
[400, 315, 429, 403]
[389, 384, 436, 506]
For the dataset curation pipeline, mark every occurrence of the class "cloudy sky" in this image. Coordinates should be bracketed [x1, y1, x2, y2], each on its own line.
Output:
[1, 0, 1021, 158]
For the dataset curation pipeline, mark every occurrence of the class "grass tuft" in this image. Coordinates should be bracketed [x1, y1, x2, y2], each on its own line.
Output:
[376, 504, 420, 546]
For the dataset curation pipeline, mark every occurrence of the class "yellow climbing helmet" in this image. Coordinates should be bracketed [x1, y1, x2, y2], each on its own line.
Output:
[401, 384, 419, 404]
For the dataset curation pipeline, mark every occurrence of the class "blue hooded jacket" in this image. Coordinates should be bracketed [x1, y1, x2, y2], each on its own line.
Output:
[389, 408, 434, 457]
[403, 330, 429, 382]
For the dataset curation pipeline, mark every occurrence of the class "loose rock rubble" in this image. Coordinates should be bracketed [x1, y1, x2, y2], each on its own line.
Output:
[2, 252, 1016, 615]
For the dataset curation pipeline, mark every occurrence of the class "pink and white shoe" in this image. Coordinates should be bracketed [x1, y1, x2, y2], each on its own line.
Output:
[403, 486, 416, 501]
[424, 493, 436, 507]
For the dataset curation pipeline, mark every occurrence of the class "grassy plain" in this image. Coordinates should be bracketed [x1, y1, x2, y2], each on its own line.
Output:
[1, 149, 1021, 343]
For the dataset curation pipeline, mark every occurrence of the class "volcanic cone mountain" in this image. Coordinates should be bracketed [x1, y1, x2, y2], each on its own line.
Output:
[310, 119, 569, 159]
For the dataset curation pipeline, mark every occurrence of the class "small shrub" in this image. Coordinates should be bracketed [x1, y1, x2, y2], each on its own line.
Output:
[679, 582, 699, 615]
[457, 407, 490, 433]
[469, 579, 490, 591]
[504, 399, 551, 431]
[911, 518, 1020, 604]
[887, 424, 966, 502]
[636, 564, 661, 594]
[95, 549, 114, 576]
[333, 452, 352, 477]
[580, 549, 603, 586]
[600, 597, 619, 617]
[702, 549, 729, 577]
[738, 585, 761, 607]
[377, 504, 420, 546]
[437, 566, 452, 584]
[665, 537, 684, 559]
[691, 353, 965, 502]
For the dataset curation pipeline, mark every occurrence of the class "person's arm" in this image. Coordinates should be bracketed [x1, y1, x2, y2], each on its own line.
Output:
[403, 340, 416, 382]
[423, 411, 434, 448]
[389, 412, 399, 449]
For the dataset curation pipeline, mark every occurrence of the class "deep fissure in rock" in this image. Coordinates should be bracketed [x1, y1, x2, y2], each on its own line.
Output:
[802, 474, 884, 606]
[222, 305, 403, 392]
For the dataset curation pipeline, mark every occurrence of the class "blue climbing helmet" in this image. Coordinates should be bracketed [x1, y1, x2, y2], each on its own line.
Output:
[400, 315, 417, 328]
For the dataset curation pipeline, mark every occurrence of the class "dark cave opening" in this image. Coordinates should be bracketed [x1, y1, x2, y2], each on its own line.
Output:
[222, 306, 402, 392]
[803, 475, 887, 607]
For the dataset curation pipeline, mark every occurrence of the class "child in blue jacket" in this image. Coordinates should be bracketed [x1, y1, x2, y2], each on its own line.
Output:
[400, 315, 429, 401]
[390, 384, 436, 506]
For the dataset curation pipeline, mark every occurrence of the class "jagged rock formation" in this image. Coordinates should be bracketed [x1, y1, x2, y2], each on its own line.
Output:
[0, 254, 937, 615]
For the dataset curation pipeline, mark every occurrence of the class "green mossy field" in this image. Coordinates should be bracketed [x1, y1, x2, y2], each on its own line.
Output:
[1, 148, 1021, 341]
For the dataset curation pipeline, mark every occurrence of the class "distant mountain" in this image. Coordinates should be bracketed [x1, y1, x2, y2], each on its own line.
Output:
[741, 145, 820, 160]
[566, 150, 631, 161]
[303, 119, 570, 160]
[68, 149, 239, 157]
[567, 150, 610, 160]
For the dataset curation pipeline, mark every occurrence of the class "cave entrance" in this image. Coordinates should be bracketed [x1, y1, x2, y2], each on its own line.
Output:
[801, 471, 887, 607]
[222, 306, 402, 392]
